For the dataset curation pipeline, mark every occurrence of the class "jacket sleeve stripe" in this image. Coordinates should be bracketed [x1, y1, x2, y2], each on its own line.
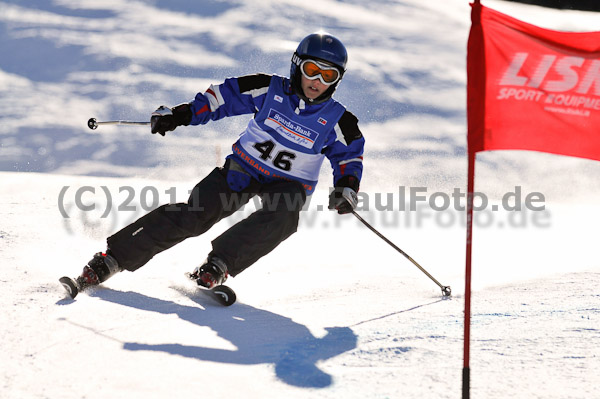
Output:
[195, 104, 209, 115]
[335, 110, 363, 146]
[334, 125, 348, 146]
[206, 85, 225, 112]
[243, 86, 269, 98]
[237, 73, 272, 93]
[339, 156, 363, 166]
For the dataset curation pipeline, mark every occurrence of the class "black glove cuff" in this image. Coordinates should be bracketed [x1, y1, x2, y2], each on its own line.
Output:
[172, 103, 193, 126]
[335, 175, 359, 192]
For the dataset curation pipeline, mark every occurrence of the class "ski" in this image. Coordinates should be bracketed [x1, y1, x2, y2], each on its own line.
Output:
[59, 276, 81, 299]
[59, 272, 237, 305]
[185, 272, 237, 306]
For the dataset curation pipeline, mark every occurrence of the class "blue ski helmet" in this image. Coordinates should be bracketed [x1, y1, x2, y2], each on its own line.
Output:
[290, 32, 348, 104]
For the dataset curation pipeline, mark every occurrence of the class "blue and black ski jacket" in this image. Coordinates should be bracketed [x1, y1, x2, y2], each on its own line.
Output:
[188, 74, 364, 194]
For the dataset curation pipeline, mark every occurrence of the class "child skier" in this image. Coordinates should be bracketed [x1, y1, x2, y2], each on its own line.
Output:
[73, 32, 365, 294]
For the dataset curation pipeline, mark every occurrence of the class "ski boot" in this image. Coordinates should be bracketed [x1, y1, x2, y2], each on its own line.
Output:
[60, 252, 121, 298]
[189, 256, 228, 289]
[77, 252, 121, 289]
[76, 252, 120, 290]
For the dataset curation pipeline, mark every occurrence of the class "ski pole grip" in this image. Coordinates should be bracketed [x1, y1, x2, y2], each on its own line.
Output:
[341, 187, 358, 209]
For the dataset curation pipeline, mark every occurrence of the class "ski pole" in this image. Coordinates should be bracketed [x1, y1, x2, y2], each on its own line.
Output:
[87, 118, 151, 130]
[351, 210, 451, 297]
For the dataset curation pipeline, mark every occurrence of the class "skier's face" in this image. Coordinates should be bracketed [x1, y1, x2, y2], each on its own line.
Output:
[300, 75, 328, 100]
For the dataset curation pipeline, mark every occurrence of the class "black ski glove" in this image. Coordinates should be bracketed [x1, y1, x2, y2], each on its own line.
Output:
[328, 175, 359, 215]
[150, 103, 192, 136]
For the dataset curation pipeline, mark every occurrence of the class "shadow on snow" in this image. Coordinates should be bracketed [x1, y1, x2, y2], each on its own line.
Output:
[89, 287, 358, 389]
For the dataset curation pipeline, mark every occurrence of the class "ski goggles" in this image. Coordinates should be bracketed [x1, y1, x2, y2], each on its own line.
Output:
[299, 59, 341, 85]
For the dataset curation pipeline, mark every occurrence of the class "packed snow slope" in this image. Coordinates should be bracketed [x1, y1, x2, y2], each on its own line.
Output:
[1, 1, 599, 398]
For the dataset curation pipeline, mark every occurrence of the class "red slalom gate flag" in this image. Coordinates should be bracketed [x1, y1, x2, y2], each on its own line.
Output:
[467, 2, 600, 160]
[463, 3, 600, 399]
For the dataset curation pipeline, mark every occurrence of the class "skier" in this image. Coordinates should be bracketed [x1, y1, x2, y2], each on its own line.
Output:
[73, 32, 365, 294]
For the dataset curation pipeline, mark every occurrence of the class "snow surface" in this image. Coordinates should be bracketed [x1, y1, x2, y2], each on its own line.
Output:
[1, 0, 599, 398]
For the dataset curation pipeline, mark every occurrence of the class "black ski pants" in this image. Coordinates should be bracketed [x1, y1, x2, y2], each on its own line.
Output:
[106, 159, 306, 276]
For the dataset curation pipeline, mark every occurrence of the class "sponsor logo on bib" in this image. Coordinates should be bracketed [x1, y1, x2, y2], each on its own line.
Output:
[265, 108, 320, 149]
